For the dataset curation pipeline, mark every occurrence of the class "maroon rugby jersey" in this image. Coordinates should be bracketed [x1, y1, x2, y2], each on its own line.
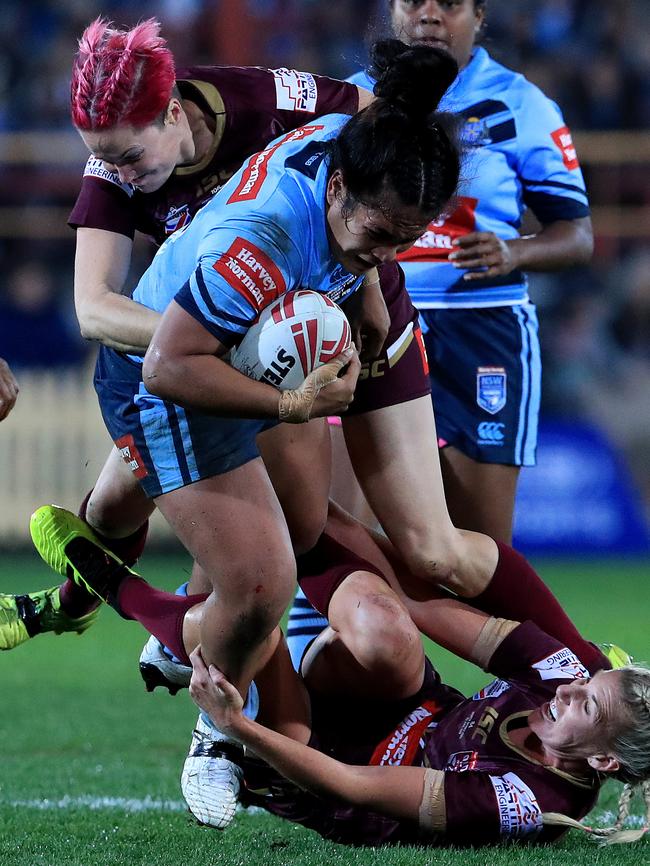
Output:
[68, 66, 359, 244]
[243, 622, 604, 847]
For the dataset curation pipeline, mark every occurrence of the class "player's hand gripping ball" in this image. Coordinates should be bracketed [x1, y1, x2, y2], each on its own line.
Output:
[231, 290, 351, 391]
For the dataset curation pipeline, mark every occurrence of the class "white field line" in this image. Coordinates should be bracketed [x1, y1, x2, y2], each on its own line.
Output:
[3, 796, 265, 816]
[4, 797, 644, 829]
[4, 795, 186, 812]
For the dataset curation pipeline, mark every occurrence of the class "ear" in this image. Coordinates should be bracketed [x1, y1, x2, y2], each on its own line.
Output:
[165, 98, 182, 126]
[475, 6, 485, 34]
[326, 169, 345, 207]
[587, 753, 620, 774]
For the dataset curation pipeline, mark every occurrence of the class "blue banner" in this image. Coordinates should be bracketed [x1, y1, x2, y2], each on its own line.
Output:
[514, 420, 650, 554]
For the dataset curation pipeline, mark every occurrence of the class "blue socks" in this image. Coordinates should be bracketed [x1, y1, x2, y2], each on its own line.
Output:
[286, 587, 328, 671]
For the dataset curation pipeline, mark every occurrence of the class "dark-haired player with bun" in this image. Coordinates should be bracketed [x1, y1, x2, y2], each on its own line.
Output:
[30, 37, 538, 829]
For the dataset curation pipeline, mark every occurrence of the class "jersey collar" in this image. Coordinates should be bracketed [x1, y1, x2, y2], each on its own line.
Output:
[174, 79, 227, 177]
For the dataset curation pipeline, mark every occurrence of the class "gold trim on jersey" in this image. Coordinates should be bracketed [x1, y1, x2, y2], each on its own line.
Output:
[386, 322, 413, 368]
[499, 711, 597, 791]
[174, 79, 227, 177]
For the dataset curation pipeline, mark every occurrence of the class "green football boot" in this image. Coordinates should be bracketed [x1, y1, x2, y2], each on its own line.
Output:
[0, 586, 98, 650]
[600, 643, 633, 670]
[30, 505, 137, 602]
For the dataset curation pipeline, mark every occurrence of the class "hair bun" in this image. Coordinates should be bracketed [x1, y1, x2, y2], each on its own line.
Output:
[370, 39, 458, 119]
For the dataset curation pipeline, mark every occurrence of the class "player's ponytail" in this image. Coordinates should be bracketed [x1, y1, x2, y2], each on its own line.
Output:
[542, 780, 650, 844]
[328, 39, 461, 222]
[370, 38, 456, 119]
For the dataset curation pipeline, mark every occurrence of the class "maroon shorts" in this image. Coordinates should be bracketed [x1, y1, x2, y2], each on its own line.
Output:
[347, 262, 430, 416]
[296, 532, 388, 615]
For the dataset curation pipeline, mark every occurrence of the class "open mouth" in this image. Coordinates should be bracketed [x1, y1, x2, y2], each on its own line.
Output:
[547, 699, 558, 721]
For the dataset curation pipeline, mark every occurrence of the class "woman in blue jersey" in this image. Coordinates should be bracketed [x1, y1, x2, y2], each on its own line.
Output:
[49, 39, 471, 829]
[344, 0, 593, 543]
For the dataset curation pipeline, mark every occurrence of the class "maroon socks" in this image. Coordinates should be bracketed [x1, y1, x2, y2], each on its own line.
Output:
[472, 542, 607, 674]
[112, 577, 208, 666]
[58, 490, 149, 618]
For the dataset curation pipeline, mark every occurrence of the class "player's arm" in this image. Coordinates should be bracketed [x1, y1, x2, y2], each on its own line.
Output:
[341, 267, 390, 360]
[143, 300, 282, 418]
[451, 216, 593, 281]
[452, 89, 593, 281]
[74, 227, 162, 354]
[189, 647, 437, 825]
[0, 357, 19, 421]
[356, 86, 374, 111]
[143, 299, 357, 421]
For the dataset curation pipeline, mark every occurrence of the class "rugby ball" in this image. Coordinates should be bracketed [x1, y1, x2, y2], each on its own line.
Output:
[231, 290, 351, 391]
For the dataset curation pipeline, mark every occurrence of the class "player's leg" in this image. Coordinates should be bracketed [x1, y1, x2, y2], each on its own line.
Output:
[328, 419, 380, 528]
[0, 446, 156, 651]
[301, 568, 425, 701]
[258, 417, 331, 556]
[426, 303, 541, 544]
[147, 459, 297, 832]
[314, 502, 609, 675]
[154, 459, 296, 695]
[440, 448, 520, 543]
[343, 395, 498, 596]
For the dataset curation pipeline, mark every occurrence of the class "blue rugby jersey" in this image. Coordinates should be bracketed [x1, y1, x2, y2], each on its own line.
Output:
[349, 47, 589, 308]
[129, 114, 363, 359]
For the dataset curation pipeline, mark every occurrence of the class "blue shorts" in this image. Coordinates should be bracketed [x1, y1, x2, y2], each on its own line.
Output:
[420, 304, 541, 466]
[94, 347, 276, 498]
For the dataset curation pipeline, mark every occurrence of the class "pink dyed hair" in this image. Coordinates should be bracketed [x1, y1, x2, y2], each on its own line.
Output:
[71, 18, 176, 131]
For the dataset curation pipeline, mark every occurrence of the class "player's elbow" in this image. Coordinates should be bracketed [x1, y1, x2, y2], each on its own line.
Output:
[142, 345, 174, 399]
[571, 218, 594, 265]
[75, 301, 102, 342]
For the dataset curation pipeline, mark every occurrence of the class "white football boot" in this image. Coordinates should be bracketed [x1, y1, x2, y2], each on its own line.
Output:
[181, 713, 244, 829]
[139, 634, 192, 694]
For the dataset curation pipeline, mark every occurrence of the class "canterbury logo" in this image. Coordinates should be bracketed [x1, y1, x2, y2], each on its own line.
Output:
[477, 422, 505, 442]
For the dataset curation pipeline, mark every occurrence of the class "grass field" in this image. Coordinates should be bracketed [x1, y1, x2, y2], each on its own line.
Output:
[1, 549, 648, 866]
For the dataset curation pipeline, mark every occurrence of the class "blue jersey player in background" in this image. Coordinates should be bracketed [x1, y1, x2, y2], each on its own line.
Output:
[343, 0, 593, 543]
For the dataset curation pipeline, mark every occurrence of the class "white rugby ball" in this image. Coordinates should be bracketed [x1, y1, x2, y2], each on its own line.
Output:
[231, 290, 351, 391]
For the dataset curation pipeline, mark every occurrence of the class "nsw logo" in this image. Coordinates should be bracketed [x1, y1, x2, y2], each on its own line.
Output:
[477, 366, 506, 414]
[477, 421, 505, 446]
[461, 116, 491, 147]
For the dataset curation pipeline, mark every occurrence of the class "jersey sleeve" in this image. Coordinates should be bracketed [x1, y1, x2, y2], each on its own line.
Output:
[174, 218, 302, 348]
[515, 87, 590, 223]
[68, 157, 137, 238]
[487, 621, 591, 684]
[443, 768, 545, 843]
[267, 67, 358, 119]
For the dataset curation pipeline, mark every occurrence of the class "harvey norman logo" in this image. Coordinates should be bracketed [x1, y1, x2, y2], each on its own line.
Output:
[213, 237, 286, 310]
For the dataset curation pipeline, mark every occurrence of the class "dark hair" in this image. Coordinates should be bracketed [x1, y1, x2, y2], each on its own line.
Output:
[329, 39, 461, 221]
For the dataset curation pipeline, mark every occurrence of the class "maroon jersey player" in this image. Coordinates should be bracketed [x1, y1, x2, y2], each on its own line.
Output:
[69, 64, 362, 255]
[187, 504, 650, 848]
